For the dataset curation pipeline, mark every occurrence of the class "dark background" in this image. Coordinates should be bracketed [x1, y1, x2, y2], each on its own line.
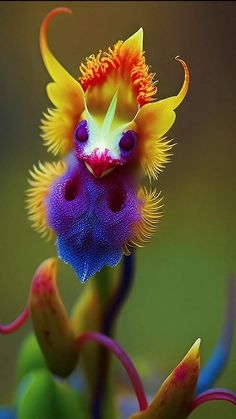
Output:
[0, 2, 236, 417]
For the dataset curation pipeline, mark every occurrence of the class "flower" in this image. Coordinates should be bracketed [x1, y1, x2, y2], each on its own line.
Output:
[26, 7, 189, 282]
[2, 7, 234, 419]
[0, 259, 235, 418]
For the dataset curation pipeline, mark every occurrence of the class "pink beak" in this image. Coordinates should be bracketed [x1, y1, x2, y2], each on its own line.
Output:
[83, 148, 121, 178]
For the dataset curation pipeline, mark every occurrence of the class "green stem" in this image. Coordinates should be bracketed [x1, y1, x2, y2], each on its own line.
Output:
[91, 254, 135, 419]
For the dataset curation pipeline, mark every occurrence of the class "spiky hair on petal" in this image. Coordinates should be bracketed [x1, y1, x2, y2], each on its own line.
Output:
[26, 161, 66, 239]
[40, 108, 79, 156]
[134, 57, 189, 179]
[140, 136, 174, 180]
[124, 187, 163, 254]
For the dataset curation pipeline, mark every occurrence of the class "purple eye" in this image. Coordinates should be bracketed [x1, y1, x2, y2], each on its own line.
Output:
[75, 120, 89, 142]
[119, 130, 137, 152]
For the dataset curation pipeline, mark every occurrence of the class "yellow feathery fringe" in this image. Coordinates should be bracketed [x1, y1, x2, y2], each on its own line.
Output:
[124, 187, 163, 255]
[40, 108, 73, 156]
[26, 161, 66, 240]
[142, 137, 174, 181]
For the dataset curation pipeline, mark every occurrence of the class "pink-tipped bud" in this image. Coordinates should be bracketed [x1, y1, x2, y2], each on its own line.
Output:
[29, 258, 78, 377]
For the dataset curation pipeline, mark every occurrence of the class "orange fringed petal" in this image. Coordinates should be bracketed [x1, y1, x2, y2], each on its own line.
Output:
[130, 339, 201, 419]
[135, 58, 189, 179]
[79, 28, 157, 124]
[26, 161, 66, 239]
[40, 8, 85, 155]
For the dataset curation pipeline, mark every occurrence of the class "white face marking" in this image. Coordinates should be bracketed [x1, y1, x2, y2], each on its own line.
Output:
[82, 92, 132, 159]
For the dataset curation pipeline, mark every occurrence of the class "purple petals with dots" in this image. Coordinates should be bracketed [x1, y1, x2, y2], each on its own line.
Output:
[46, 154, 142, 282]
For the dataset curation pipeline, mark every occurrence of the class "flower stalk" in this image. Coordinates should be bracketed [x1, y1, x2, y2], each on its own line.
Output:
[190, 388, 236, 412]
[76, 331, 148, 412]
[91, 253, 136, 418]
[0, 307, 29, 334]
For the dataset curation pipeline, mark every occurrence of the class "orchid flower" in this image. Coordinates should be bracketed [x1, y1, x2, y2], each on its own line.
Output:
[1, 6, 235, 419]
[0, 259, 235, 418]
[26, 7, 189, 282]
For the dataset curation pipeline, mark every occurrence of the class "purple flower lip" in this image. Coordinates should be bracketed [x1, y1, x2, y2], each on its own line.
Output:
[45, 155, 142, 281]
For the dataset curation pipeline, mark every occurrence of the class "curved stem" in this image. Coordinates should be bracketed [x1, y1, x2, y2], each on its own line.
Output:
[189, 388, 236, 412]
[0, 307, 29, 334]
[103, 252, 135, 335]
[76, 331, 148, 412]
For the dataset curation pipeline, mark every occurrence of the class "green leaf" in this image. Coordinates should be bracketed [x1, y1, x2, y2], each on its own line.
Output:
[17, 371, 59, 419]
[56, 382, 88, 419]
[16, 334, 46, 382]
[17, 370, 85, 419]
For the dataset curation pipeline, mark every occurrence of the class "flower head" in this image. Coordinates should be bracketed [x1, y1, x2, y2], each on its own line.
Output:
[26, 7, 189, 281]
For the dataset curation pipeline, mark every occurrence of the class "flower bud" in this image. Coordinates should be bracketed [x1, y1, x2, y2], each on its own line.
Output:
[29, 258, 78, 377]
[130, 339, 201, 418]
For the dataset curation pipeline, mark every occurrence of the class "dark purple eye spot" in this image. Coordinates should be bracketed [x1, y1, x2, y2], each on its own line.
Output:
[64, 177, 80, 201]
[74, 120, 89, 143]
[119, 130, 137, 152]
[108, 185, 127, 213]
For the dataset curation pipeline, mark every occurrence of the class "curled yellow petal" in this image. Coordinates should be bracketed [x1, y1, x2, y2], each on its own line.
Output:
[163, 57, 189, 111]
[40, 8, 72, 86]
[40, 8, 85, 155]
[135, 58, 189, 179]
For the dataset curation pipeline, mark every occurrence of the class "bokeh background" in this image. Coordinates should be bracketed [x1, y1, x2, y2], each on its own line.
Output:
[0, 1, 236, 417]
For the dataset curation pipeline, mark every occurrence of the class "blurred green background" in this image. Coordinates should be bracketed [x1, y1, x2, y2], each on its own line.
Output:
[0, 1, 235, 417]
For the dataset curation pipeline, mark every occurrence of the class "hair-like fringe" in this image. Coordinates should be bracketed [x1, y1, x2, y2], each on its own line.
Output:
[26, 161, 66, 240]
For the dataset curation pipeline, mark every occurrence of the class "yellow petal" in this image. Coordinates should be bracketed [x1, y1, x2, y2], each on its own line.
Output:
[135, 58, 189, 179]
[130, 339, 200, 419]
[40, 8, 85, 155]
[121, 28, 143, 58]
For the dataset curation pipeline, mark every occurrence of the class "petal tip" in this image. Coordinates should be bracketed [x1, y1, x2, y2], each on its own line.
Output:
[40, 7, 72, 48]
[32, 257, 58, 294]
[191, 338, 201, 358]
[123, 27, 143, 53]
